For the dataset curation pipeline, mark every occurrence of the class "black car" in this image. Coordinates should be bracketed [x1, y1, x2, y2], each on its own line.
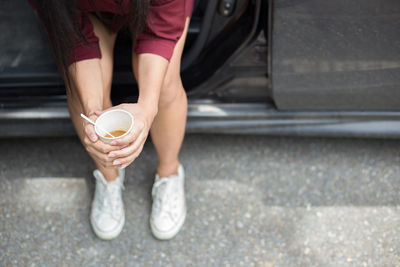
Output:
[1, 0, 400, 137]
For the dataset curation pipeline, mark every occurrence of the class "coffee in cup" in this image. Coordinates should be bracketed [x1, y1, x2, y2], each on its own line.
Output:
[95, 109, 134, 144]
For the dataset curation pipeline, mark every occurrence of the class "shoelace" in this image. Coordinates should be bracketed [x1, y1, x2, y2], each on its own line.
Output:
[152, 178, 175, 218]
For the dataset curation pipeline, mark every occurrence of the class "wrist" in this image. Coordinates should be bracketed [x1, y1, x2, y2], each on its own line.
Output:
[137, 101, 158, 122]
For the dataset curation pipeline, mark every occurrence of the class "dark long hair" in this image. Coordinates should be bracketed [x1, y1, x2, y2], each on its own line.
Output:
[32, 0, 150, 90]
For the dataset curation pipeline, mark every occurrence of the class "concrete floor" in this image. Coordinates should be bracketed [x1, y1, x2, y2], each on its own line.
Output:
[1, 135, 400, 266]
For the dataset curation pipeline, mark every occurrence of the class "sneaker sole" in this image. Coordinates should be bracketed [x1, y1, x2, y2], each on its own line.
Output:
[150, 205, 187, 240]
[90, 213, 125, 240]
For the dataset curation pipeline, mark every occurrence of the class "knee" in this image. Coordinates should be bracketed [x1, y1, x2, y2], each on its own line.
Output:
[159, 76, 185, 108]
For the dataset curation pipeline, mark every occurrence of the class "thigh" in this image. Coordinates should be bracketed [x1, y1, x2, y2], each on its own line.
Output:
[165, 18, 191, 81]
[86, 13, 117, 102]
[132, 18, 191, 91]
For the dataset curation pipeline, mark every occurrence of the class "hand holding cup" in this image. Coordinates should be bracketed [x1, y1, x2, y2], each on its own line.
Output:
[98, 104, 153, 168]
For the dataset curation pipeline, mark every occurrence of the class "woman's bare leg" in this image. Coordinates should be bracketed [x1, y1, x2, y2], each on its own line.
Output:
[67, 14, 118, 181]
[132, 18, 190, 177]
[151, 18, 190, 177]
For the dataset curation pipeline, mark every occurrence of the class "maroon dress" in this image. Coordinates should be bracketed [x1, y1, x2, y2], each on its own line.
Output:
[28, 0, 194, 64]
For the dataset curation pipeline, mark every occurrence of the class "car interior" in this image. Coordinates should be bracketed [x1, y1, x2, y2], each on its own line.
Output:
[0, 0, 266, 108]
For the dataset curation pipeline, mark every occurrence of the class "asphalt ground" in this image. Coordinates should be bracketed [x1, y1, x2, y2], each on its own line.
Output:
[1, 135, 400, 266]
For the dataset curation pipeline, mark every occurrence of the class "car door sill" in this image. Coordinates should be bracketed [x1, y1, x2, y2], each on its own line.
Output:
[1, 103, 400, 138]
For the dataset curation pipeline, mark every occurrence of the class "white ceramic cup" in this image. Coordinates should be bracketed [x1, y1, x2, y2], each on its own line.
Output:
[95, 109, 134, 144]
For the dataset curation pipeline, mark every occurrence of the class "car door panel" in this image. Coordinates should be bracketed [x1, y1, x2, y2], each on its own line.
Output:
[272, 0, 400, 110]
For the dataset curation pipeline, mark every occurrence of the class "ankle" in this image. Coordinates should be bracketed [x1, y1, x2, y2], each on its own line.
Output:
[157, 161, 180, 178]
[98, 167, 119, 182]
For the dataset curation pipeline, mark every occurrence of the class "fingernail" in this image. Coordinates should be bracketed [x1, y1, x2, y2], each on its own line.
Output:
[108, 153, 115, 158]
[91, 134, 97, 141]
[113, 160, 120, 165]
[111, 141, 117, 145]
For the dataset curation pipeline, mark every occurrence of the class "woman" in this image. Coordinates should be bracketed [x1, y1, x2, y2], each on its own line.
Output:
[28, 0, 193, 240]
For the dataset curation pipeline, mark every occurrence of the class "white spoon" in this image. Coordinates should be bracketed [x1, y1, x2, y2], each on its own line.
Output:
[80, 113, 116, 138]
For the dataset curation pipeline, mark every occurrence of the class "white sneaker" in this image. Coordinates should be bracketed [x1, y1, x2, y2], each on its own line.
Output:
[150, 164, 187, 240]
[90, 168, 125, 240]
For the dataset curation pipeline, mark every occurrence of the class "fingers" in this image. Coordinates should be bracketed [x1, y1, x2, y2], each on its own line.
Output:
[106, 124, 148, 168]
[86, 145, 116, 168]
[85, 141, 127, 168]
[110, 119, 145, 146]
[112, 142, 145, 168]
[83, 135, 124, 153]
[83, 111, 103, 142]
[108, 129, 147, 160]
[83, 134, 126, 167]
[84, 122, 98, 142]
